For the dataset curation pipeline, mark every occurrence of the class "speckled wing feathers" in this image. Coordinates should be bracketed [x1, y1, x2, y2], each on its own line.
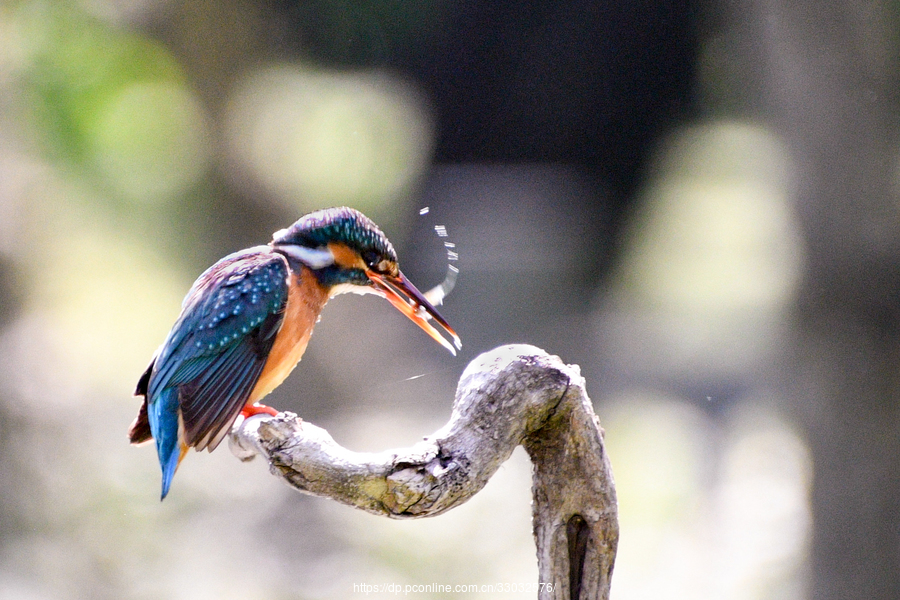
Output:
[144, 247, 289, 452]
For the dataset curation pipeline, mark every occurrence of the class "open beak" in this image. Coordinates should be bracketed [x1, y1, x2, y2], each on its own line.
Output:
[366, 270, 462, 356]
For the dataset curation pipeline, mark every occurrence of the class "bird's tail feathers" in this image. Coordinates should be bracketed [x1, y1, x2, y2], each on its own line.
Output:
[150, 387, 184, 500]
[160, 440, 189, 500]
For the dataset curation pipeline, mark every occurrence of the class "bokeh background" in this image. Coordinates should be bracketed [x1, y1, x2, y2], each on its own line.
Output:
[0, 1, 897, 599]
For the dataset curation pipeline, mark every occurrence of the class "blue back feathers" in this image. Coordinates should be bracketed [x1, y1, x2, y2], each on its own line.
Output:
[144, 247, 290, 499]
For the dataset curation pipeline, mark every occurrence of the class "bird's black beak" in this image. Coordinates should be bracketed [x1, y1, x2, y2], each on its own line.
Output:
[366, 270, 462, 355]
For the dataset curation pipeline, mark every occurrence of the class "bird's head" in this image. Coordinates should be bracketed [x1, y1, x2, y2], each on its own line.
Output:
[271, 207, 461, 355]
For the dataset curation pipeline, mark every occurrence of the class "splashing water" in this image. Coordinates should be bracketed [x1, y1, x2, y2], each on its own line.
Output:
[417, 208, 459, 308]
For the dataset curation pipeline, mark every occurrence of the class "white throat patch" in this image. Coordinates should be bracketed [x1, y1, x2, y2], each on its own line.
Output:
[278, 244, 335, 270]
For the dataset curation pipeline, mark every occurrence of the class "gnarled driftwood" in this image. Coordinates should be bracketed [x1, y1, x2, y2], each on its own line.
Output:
[230, 344, 618, 600]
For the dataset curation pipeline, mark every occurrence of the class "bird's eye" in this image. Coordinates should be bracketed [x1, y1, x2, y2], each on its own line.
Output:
[362, 251, 379, 268]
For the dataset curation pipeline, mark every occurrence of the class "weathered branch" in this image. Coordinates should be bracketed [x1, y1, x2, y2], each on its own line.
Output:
[230, 344, 618, 599]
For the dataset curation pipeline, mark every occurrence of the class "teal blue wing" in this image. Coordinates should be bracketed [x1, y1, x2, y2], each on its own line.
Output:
[145, 247, 289, 458]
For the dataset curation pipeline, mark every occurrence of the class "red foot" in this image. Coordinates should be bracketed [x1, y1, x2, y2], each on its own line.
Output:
[240, 402, 279, 418]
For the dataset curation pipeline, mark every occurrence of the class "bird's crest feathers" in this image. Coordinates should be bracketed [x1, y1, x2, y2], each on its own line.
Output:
[272, 207, 397, 265]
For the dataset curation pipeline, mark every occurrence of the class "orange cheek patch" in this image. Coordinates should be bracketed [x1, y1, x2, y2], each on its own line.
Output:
[327, 242, 367, 270]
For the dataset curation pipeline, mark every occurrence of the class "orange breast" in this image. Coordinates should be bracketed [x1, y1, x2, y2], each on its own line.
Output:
[249, 267, 329, 403]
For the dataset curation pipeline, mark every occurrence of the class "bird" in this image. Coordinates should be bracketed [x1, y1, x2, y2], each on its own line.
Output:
[129, 206, 461, 500]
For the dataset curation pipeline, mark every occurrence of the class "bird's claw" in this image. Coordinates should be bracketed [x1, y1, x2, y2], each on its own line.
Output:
[240, 402, 279, 418]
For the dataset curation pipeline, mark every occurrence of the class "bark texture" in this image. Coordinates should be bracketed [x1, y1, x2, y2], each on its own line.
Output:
[230, 344, 618, 599]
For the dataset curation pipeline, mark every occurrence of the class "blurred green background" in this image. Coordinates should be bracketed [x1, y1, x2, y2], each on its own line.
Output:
[0, 1, 897, 599]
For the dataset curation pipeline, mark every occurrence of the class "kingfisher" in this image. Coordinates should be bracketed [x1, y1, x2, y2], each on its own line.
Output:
[129, 207, 461, 500]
